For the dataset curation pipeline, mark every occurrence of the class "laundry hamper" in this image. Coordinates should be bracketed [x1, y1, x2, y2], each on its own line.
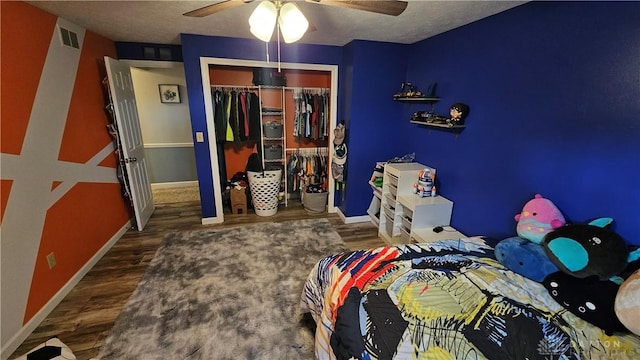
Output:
[247, 170, 282, 216]
[302, 191, 328, 213]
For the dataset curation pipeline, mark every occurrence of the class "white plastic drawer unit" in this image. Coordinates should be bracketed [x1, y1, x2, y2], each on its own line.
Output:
[402, 207, 414, 221]
[401, 215, 412, 231]
[382, 203, 395, 219]
[384, 193, 396, 205]
[387, 183, 398, 197]
[383, 214, 395, 237]
[387, 173, 399, 187]
[399, 226, 411, 244]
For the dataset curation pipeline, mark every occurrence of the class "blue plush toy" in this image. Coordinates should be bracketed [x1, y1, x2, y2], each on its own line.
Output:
[495, 236, 559, 282]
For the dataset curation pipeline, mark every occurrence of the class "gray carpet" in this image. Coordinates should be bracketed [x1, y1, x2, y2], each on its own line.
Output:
[152, 186, 200, 204]
[97, 219, 349, 360]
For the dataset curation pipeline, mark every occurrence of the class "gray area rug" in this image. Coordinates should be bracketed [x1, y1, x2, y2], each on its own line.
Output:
[97, 219, 349, 360]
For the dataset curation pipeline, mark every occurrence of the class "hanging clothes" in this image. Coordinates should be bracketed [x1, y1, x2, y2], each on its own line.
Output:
[286, 149, 328, 193]
[212, 89, 227, 142]
[292, 88, 329, 141]
[225, 91, 234, 141]
[239, 91, 249, 140]
[248, 91, 261, 141]
[212, 87, 262, 144]
[229, 90, 241, 142]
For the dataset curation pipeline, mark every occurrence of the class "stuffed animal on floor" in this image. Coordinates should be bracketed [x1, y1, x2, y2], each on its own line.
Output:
[495, 236, 559, 282]
[515, 194, 566, 244]
[615, 268, 640, 336]
[543, 271, 627, 336]
[543, 217, 640, 282]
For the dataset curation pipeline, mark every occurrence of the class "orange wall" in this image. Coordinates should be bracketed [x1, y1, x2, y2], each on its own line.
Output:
[209, 66, 330, 178]
[1, 0, 131, 339]
[24, 28, 128, 321]
[0, 1, 56, 156]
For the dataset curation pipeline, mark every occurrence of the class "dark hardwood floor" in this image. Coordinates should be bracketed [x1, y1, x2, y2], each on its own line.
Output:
[9, 199, 384, 359]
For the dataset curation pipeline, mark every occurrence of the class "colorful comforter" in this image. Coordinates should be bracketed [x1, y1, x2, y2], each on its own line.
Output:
[301, 238, 640, 359]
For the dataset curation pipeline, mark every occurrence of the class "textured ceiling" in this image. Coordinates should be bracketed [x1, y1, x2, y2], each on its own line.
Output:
[27, 1, 526, 47]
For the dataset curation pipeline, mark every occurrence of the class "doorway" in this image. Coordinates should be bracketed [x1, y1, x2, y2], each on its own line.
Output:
[123, 60, 200, 208]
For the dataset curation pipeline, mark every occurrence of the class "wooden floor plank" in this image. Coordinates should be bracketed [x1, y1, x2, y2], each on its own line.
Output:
[9, 200, 384, 359]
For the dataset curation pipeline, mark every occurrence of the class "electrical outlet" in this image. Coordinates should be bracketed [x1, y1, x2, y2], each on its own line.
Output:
[195, 132, 204, 143]
[46, 252, 56, 269]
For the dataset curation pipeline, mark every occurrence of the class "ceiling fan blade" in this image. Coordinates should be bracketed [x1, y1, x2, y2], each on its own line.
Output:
[306, 0, 408, 16]
[308, 21, 317, 33]
[183, 0, 254, 17]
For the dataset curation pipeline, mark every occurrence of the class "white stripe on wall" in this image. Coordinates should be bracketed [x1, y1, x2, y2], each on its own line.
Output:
[0, 17, 85, 348]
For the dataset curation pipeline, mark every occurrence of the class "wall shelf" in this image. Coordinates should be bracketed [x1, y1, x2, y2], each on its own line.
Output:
[394, 97, 440, 103]
[395, 94, 466, 134]
[410, 120, 466, 132]
[395, 96, 440, 113]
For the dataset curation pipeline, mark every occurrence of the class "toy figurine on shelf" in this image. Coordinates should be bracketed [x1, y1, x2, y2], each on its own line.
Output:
[413, 168, 434, 197]
[413, 182, 433, 197]
[446, 102, 470, 126]
[393, 82, 422, 98]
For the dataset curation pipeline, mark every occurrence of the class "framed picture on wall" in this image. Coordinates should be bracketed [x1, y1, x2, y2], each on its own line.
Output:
[159, 84, 181, 103]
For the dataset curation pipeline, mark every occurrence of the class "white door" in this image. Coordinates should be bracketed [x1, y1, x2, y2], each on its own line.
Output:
[104, 56, 154, 230]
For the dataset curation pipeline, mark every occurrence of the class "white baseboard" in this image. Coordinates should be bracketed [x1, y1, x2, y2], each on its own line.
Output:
[144, 142, 193, 148]
[201, 216, 224, 225]
[343, 215, 372, 224]
[335, 208, 372, 224]
[151, 181, 198, 190]
[0, 221, 131, 360]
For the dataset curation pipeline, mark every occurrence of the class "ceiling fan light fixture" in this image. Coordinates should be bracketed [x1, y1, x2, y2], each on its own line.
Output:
[278, 3, 309, 43]
[248, 0, 277, 42]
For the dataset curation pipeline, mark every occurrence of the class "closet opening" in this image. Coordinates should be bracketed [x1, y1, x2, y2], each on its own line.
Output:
[204, 59, 338, 219]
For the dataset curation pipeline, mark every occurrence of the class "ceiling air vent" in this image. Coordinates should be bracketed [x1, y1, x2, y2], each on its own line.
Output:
[59, 26, 79, 49]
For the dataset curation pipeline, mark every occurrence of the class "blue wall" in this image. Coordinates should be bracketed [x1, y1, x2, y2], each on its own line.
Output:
[402, 2, 640, 245]
[173, 1, 638, 246]
[337, 40, 410, 215]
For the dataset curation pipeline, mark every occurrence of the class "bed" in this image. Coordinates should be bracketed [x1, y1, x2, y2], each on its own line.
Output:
[301, 237, 640, 359]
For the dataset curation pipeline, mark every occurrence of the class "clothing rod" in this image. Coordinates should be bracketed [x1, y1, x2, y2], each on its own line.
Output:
[286, 86, 329, 91]
[285, 147, 329, 155]
[285, 147, 329, 151]
[211, 84, 329, 91]
[211, 85, 258, 89]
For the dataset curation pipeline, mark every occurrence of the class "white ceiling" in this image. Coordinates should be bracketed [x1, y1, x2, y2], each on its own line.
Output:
[27, 1, 526, 47]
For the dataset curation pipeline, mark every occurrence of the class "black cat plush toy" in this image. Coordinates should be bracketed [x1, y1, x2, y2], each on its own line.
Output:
[543, 271, 627, 335]
[542, 217, 640, 282]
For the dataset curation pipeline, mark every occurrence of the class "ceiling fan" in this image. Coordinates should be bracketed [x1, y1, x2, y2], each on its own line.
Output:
[183, 0, 408, 66]
[183, 0, 409, 18]
[184, 0, 408, 44]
